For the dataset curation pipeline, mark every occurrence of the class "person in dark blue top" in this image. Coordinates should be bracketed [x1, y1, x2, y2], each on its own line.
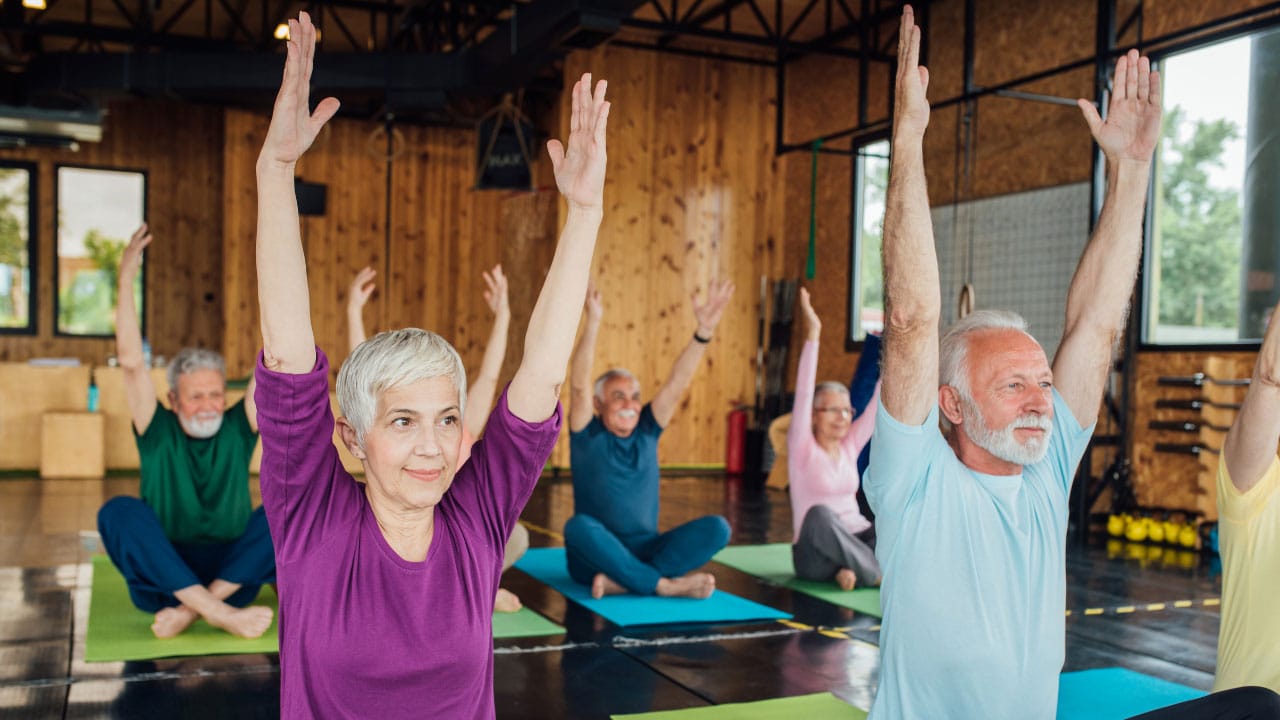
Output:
[565, 279, 735, 599]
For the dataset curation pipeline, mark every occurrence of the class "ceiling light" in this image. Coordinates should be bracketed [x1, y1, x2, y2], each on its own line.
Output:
[274, 23, 321, 41]
[22, 0, 47, 9]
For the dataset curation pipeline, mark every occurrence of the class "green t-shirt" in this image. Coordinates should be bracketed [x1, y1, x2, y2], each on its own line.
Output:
[135, 399, 258, 544]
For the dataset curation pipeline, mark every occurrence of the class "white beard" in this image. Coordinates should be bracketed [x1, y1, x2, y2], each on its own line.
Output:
[960, 398, 1052, 467]
[180, 412, 224, 439]
[616, 408, 638, 420]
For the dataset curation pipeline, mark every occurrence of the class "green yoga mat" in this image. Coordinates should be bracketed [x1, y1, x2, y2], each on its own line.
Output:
[612, 692, 866, 719]
[492, 607, 564, 638]
[713, 544, 881, 618]
[85, 555, 280, 662]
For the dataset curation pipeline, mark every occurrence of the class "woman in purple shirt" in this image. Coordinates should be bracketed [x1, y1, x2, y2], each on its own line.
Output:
[252, 14, 609, 719]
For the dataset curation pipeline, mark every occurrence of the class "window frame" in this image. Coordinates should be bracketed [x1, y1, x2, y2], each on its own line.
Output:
[846, 133, 891, 352]
[52, 163, 149, 339]
[1136, 23, 1280, 352]
[0, 159, 39, 336]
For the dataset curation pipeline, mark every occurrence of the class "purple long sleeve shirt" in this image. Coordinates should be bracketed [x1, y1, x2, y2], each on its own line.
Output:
[255, 350, 561, 719]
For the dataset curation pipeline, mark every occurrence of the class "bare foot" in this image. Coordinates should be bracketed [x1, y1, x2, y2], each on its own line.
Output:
[591, 573, 628, 599]
[206, 605, 275, 639]
[656, 572, 716, 599]
[151, 605, 199, 638]
[835, 568, 857, 591]
[494, 587, 522, 613]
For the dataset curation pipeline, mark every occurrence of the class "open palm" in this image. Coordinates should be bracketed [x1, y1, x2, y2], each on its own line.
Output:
[261, 12, 340, 168]
[1078, 49, 1161, 163]
[547, 73, 609, 211]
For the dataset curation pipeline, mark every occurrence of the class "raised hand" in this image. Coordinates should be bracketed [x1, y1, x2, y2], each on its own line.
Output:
[1077, 49, 1161, 163]
[894, 5, 930, 140]
[482, 264, 510, 317]
[120, 224, 152, 284]
[347, 266, 376, 312]
[546, 73, 610, 212]
[584, 281, 603, 325]
[799, 287, 821, 340]
[693, 278, 736, 338]
[260, 12, 341, 169]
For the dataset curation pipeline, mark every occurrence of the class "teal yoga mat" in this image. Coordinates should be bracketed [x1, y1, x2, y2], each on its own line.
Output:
[515, 547, 790, 627]
[1057, 668, 1206, 720]
[713, 544, 881, 617]
[612, 692, 866, 719]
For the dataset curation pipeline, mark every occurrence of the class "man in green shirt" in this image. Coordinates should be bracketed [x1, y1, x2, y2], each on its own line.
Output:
[97, 224, 275, 639]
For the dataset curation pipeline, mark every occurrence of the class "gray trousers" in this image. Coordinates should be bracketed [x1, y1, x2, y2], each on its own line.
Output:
[792, 504, 881, 586]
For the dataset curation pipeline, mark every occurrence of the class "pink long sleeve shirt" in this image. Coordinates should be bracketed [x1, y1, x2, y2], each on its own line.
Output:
[786, 339, 879, 543]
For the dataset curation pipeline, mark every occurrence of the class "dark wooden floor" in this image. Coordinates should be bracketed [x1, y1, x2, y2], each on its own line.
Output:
[0, 474, 1222, 718]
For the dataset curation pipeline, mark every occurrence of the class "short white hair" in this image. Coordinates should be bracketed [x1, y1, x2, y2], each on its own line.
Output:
[938, 310, 1032, 430]
[168, 348, 225, 391]
[594, 368, 639, 400]
[814, 381, 850, 404]
[336, 328, 467, 444]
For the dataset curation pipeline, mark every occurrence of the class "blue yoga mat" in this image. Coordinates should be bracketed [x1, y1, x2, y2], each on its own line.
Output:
[1057, 668, 1206, 720]
[515, 547, 791, 627]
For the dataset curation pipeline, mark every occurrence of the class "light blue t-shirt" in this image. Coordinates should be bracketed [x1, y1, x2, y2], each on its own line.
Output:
[864, 389, 1093, 720]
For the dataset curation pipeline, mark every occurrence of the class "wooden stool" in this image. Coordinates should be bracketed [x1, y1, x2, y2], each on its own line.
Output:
[41, 412, 105, 479]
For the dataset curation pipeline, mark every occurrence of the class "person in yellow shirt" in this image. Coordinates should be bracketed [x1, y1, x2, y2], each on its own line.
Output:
[1216, 302, 1280, 694]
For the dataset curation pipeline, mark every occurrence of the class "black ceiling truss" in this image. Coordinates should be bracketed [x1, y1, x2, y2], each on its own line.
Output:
[3, 0, 649, 120]
[622, 0, 897, 61]
[1, 0, 525, 55]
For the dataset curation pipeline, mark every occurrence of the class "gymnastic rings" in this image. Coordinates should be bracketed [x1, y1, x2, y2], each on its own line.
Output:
[958, 283, 976, 319]
[366, 125, 408, 163]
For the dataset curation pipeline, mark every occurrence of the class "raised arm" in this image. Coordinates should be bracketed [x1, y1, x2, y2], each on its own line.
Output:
[881, 5, 941, 427]
[346, 266, 376, 354]
[1224, 305, 1280, 493]
[465, 264, 511, 436]
[650, 277, 735, 428]
[116, 224, 158, 434]
[256, 13, 340, 375]
[1054, 49, 1161, 426]
[507, 74, 609, 422]
[568, 284, 602, 432]
[786, 287, 821, 451]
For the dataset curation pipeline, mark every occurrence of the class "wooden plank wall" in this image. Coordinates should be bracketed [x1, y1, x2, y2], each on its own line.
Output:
[558, 46, 786, 465]
[220, 110, 546, 385]
[0, 100, 225, 364]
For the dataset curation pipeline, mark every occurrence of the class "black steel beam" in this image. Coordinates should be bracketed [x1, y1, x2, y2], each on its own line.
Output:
[623, 16, 890, 60]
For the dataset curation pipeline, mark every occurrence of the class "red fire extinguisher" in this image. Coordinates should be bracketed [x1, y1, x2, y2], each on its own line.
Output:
[726, 406, 748, 474]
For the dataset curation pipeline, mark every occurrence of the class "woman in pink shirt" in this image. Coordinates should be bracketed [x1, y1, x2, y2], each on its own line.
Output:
[787, 288, 881, 591]
[347, 264, 528, 612]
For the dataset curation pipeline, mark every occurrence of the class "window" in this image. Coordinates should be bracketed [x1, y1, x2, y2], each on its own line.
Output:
[55, 166, 146, 337]
[848, 138, 889, 345]
[1144, 27, 1280, 345]
[0, 162, 36, 334]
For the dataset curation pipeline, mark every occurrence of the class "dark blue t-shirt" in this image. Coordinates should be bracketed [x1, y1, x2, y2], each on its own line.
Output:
[569, 405, 662, 543]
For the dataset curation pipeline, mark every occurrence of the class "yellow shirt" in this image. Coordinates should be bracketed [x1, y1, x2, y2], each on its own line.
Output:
[1215, 453, 1280, 693]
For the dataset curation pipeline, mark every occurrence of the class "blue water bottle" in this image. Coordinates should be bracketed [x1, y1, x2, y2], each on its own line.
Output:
[87, 372, 99, 413]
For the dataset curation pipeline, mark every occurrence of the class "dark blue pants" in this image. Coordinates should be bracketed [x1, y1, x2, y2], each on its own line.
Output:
[97, 496, 276, 613]
[564, 514, 731, 594]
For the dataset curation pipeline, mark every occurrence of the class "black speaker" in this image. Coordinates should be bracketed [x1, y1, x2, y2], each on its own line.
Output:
[295, 178, 327, 216]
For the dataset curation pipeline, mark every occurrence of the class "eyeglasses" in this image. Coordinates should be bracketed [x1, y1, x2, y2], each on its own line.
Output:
[814, 407, 853, 418]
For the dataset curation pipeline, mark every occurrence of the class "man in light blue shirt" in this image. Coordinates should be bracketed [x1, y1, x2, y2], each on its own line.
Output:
[866, 7, 1161, 718]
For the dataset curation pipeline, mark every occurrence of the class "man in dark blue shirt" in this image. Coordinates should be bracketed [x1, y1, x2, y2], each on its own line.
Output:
[564, 279, 735, 599]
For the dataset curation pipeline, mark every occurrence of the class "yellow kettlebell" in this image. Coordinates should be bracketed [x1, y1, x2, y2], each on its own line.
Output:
[1178, 524, 1198, 548]
[1107, 515, 1126, 537]
[1148, 521, 1166, 544]
[1163, 520, 1181, 544]
[1126, 517, 1149, 542]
